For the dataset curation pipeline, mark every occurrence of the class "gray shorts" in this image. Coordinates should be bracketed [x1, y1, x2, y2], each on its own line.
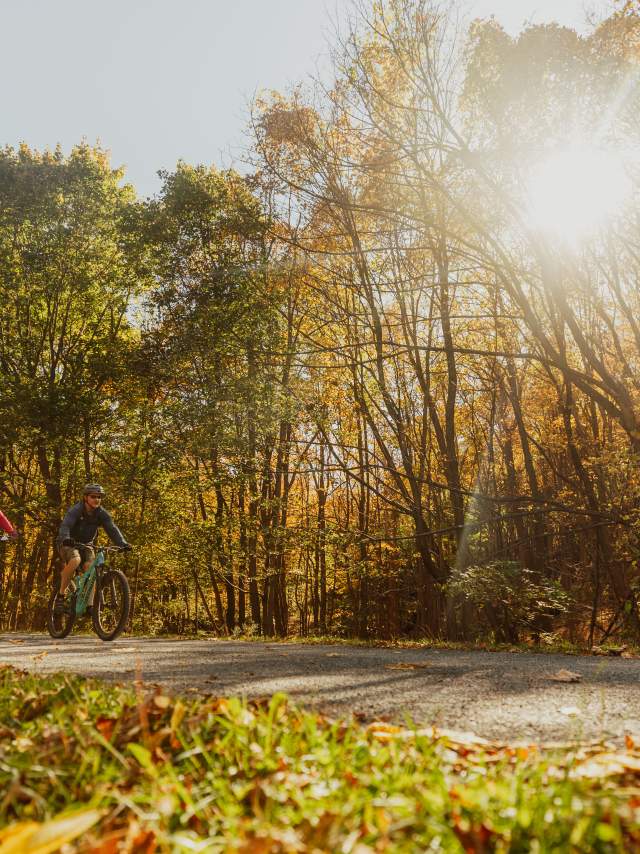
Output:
[58, 545, 95, 567]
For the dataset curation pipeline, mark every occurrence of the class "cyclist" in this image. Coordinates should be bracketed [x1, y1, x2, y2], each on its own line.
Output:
[56, 484, 131, 613]
[0, 509, 18, 539]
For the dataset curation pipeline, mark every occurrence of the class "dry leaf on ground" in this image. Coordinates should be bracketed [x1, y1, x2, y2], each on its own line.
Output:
[431, 728, 491, 747]
[367, 721, 491, 748]
[0, 808, 102, 854]
[559, 706, 582, 717]
[385, 662, 430, 671]
[550, 669, 582, 683]
[573, 752, 640, 779]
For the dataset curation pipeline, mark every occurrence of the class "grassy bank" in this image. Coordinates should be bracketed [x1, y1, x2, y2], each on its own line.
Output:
[0, 666, 639, 852]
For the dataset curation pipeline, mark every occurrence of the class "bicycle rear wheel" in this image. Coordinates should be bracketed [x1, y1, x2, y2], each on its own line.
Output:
[47, 590, 76, 639]
[92, 569, 130, 641]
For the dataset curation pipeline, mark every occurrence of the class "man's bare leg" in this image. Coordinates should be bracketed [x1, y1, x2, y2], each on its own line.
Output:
[60, 556, 81, 595]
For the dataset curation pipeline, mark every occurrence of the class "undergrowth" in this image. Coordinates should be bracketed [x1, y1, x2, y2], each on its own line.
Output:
[0, 665, 639, 852]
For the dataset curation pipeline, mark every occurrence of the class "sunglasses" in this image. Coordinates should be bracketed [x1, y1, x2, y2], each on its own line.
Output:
[87, 494, 104, 499]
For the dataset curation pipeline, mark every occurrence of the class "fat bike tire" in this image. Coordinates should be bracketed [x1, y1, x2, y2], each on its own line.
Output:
[92, 569, 130, 641]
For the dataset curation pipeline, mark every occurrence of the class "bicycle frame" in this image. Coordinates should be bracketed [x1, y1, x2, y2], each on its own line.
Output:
[73, 548, 107, 617]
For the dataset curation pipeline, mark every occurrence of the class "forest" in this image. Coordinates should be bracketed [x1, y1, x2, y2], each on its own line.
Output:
[2, 0, 640, 646]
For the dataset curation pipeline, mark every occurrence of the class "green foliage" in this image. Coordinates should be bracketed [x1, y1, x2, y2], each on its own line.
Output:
[0, 144, 139, 426]
[0, 143, 144, 522]
[0, 666, 639, 851]
[447, 561, 573, 643]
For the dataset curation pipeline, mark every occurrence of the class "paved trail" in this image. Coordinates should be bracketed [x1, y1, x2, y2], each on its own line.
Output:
[1, 633, 639, 743]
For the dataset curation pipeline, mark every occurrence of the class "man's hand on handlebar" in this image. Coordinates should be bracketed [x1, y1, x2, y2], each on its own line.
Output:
[121, 543, 132, 552]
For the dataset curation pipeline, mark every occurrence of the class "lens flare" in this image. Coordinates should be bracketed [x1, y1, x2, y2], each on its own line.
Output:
[526, 146, 629, 244]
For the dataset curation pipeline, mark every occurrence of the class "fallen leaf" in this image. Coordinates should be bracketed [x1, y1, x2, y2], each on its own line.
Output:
[626, 734, 635, 751]
[560, 706, 582, 717]
[550, 669, 582, 683]
[6, 639, 25, 645]
[170, 700, 186, 730]
[87, 828, 125, 854]
[431, 728, 491, 747]
[95, 717, 116, 741]
[132, 828, 157, 853]
[573, 752, 640, 779]
[367, 722, 490, 747]
[385, 662, 430, 670]
[367, 721, 403, 741]
[31, 651, 48, 662]
[0, 808, 102, 854]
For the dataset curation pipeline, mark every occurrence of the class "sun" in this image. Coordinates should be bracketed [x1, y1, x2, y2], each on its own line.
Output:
[525, 145, 629, 244]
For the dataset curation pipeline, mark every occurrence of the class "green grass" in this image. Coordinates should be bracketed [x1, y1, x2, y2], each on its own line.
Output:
[1, 665, 639, 852]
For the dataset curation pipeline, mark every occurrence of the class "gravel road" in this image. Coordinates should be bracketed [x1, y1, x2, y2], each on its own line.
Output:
[1, 633, 639, 744]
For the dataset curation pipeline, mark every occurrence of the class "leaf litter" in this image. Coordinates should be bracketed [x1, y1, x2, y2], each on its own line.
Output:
[0, 664, 639, 852]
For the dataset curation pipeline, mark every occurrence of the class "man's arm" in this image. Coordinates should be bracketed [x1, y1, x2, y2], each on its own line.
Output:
[99, 509, 127, 547]
[58, 504, 81, 543]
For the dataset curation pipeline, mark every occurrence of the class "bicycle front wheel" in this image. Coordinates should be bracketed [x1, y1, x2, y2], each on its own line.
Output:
[47, 590, 76, 639]
[92, 569, 130, 641]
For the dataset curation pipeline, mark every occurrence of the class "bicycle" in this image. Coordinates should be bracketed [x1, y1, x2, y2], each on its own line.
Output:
[47, 542, 131, 641]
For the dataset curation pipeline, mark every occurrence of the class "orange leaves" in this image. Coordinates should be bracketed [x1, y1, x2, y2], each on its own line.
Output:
[96, 716, 116, 741]
[87, 822, 157, 854]
[366, 721, 403, 741]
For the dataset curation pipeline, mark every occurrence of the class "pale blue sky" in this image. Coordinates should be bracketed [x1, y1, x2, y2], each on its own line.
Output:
[1, 0, 610, 197]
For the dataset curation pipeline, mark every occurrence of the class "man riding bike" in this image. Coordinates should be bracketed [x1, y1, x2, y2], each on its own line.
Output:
[56, 484, 131, 614]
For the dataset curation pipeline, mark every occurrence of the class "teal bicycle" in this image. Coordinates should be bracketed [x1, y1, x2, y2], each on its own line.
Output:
[47, 542, 131, 641]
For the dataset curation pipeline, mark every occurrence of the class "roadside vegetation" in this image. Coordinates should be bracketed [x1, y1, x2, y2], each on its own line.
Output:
[1, 666, 639, 853]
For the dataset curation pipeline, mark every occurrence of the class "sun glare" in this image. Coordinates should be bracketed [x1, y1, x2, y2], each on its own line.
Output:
[526, 146, 629, 244]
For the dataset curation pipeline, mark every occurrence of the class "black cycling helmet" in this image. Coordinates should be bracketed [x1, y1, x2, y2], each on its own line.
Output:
[83, 483, 106, 497]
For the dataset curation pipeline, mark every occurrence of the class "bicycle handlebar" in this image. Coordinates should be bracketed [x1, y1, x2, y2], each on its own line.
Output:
[67, 540, 132, 552]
